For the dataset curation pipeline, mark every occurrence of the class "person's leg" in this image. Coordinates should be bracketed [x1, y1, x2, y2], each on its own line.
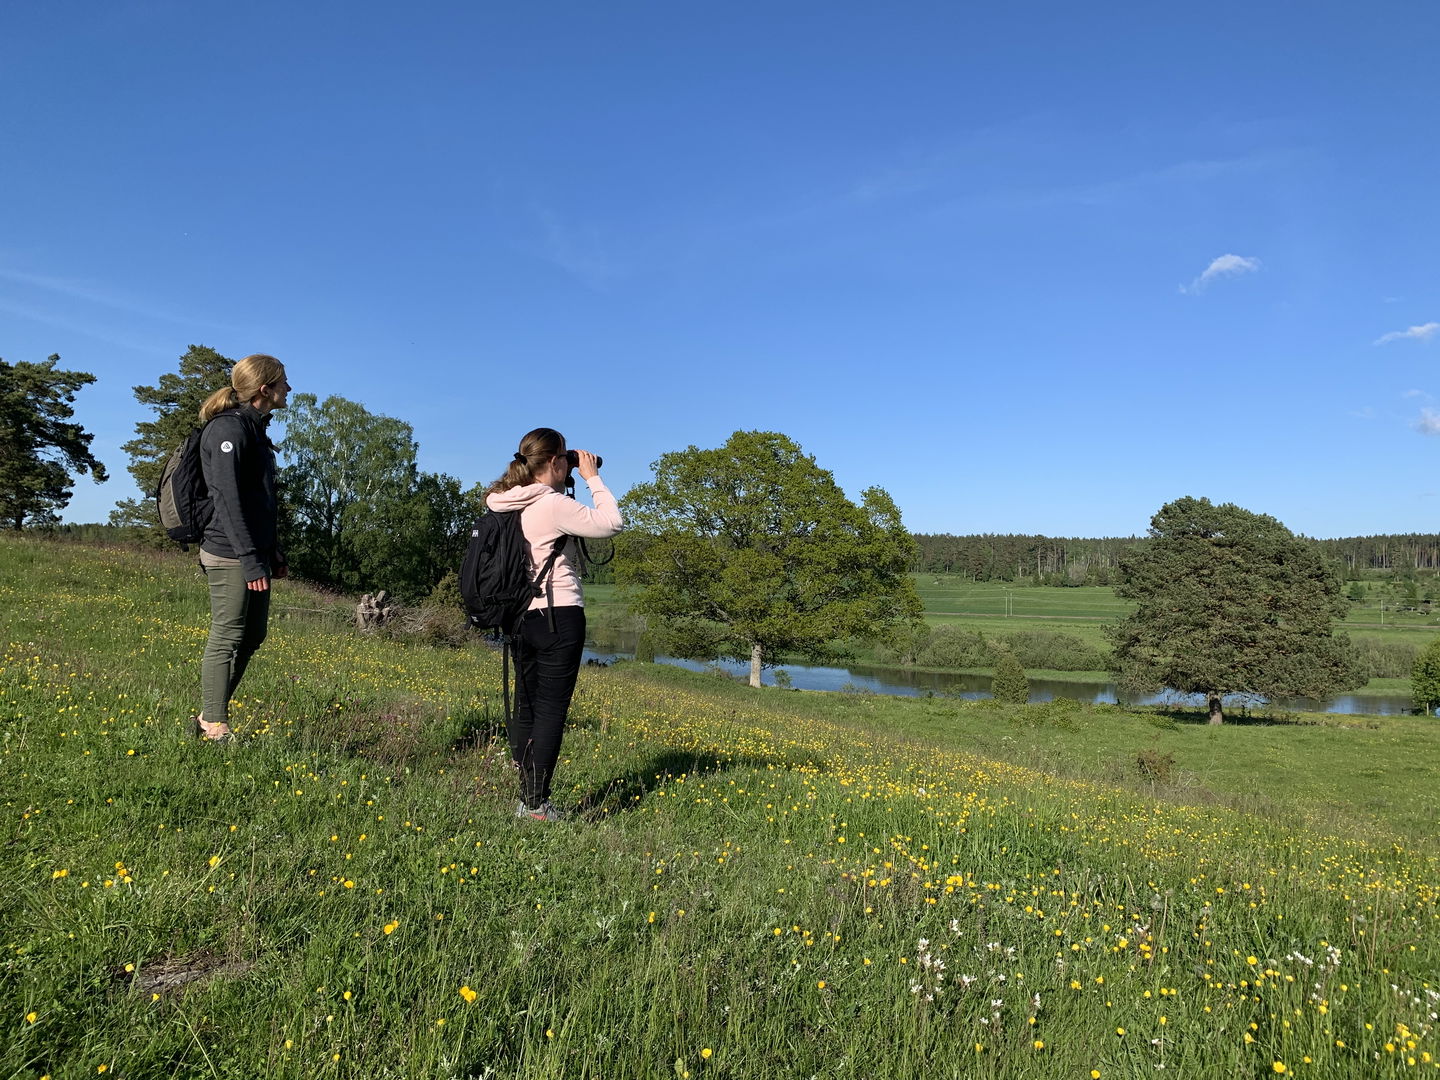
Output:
[516, 607, 586, 806]
[508, 633, 539, 779]
[201, 564, 250, 731]
[226, 586, 270, 702]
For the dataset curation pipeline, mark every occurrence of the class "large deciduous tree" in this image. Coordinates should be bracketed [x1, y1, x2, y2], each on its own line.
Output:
[278, 393, 472, 600]
[0, 355, 108, 529]
[113, 344, 234, 537]
[616, 430, 921, 687]
[279, 393, 420, 591]
[1107, 496, 1363, 724]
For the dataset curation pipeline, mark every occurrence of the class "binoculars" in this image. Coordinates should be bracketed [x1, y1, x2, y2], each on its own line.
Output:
[565, 450, 603, 470]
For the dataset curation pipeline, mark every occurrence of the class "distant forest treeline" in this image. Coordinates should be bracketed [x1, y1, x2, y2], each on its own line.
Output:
[911, 532, 1440, 584]
[38, 524, 1440, 589]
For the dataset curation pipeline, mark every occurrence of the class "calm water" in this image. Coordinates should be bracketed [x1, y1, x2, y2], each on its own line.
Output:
[583, 638, 1418, 716]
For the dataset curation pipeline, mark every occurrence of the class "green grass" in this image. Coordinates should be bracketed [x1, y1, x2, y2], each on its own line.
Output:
[6, 536, 1440, 1078]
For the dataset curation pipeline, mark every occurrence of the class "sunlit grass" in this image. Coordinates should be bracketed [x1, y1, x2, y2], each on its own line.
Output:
[5, 535, 1440, 1078]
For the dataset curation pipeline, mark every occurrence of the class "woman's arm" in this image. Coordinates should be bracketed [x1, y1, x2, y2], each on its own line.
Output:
[548, 478, 623, 538]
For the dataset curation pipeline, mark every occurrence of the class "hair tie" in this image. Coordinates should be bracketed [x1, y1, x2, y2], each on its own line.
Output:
[513, 452, 527, 464]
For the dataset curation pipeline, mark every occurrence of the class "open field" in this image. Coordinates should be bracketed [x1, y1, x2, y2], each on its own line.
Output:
[595, 577, 1440, 684]
[6, 536, 1440, 1078]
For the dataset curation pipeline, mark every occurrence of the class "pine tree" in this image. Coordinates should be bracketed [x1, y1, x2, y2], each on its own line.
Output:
[113, 345, 234, 537]
[1108, 497, 1364, 724]
[0, 355, 107, 528]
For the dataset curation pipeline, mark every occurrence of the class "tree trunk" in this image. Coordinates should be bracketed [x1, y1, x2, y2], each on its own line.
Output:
[1207, 694, 1224, 725]
[749, 642, 763, 688]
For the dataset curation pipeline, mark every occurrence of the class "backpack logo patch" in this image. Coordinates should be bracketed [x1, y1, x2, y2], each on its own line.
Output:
[220, 441, 234, 453]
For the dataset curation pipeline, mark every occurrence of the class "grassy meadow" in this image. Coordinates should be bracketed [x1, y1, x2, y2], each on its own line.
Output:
[6, 536, 1440, 1078]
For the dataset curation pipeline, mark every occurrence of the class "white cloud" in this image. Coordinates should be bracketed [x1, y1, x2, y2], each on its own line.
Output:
[1375, 322, 1440, 346]
[1415, 408, 1440, 436]
[1180, 254, 1260, 294]
[1404, 389, 1430, 399]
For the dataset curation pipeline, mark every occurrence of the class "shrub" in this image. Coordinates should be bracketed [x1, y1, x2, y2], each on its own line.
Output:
[634, 629, 656, 663]
[1354, 638, 1419, 679]
[989, 647, 1029, 705]
[1413, 638, 1440, 715]
[1135, 747, 1176, 782]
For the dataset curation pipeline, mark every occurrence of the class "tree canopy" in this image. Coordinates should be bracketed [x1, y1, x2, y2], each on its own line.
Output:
[1107, 496, 1363, 723]
[113, 344, 234, 537]
[615, 430, 921, 687]
[279, 393, 475, 599]
[0, 355, 108, 529]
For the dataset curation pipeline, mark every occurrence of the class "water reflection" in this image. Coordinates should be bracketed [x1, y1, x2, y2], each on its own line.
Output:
[583, 640, 1417, 717]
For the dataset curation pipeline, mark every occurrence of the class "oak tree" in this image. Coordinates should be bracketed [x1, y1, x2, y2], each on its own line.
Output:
[616, 430, 921, 687]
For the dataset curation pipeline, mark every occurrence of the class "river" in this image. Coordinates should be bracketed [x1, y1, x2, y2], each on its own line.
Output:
[582, 639, 1419, 716]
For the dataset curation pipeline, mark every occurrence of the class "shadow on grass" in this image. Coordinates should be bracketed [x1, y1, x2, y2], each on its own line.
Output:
[1148, 706, 1317, 728]
[573, 749, 778, 820]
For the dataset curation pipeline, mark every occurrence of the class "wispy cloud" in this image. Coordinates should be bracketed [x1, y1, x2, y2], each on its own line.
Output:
[1180, 254, 1260, 294]
[1415, 408, 1440, 436]
[0, 266, 234, 330]
[1375, 322, 1439, 346]
[532, 207, 626, 291]
[1404, 389, 1430, 400]
[0, 295, 172, 355]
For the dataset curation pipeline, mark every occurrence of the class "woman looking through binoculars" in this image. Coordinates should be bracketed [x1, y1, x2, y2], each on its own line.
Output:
[485, 427, 622, 821]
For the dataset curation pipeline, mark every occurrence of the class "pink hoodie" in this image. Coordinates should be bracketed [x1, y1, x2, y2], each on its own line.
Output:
[485, 478, 623, 610]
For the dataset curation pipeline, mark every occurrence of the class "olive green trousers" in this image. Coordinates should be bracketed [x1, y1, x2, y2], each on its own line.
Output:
[200, 564, 270, 727]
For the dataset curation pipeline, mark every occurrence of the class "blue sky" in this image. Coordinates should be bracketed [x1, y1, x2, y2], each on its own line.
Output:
[3, 1, 1437, 538]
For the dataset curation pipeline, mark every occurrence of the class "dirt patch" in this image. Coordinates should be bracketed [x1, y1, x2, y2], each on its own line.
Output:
[117, 952, 257, 997]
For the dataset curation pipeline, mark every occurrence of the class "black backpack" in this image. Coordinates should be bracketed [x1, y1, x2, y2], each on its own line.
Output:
[155, 425, 212, 548]
[459, 510, 569, 635]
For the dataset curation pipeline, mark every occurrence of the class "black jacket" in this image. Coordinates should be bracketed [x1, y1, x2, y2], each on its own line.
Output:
[200, 404, 280, 582]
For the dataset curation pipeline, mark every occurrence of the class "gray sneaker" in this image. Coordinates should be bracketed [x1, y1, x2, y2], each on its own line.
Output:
[515, 800, 566, 822]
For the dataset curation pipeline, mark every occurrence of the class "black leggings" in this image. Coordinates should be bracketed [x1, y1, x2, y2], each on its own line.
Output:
[509, 606, 586, 805]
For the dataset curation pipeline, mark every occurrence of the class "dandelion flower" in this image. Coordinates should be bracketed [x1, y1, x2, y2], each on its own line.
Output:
[459, 986, 477, 1003]
[1273, 1065, 1287, 1075]
[701, 1048, 713, 1059]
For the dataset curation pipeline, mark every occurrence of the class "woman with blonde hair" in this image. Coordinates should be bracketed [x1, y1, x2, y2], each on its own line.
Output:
[486, 427, 622, 819]
[193, 354, 291, 742]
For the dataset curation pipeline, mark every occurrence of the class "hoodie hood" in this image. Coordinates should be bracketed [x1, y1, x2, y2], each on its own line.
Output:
[486, 482, 558, 514]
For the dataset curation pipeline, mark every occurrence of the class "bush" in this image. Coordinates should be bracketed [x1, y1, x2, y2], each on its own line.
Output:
[634, 629, 656, 663]
[989, 647, 1029, 705]
[1000, 630, 1110, 671]
[1135, 747, 1176, 782]
[1353, 638, 1419, 679]
[912, 627, 1109, 672]
[1413, 638, 1440, 715]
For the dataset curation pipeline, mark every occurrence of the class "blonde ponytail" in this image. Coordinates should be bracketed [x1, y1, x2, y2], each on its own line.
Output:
[198, 354, 285, 423]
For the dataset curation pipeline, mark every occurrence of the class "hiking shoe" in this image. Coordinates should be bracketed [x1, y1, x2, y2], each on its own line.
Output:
[515, 800, 566, 822]
[191, 714, 236, 744]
